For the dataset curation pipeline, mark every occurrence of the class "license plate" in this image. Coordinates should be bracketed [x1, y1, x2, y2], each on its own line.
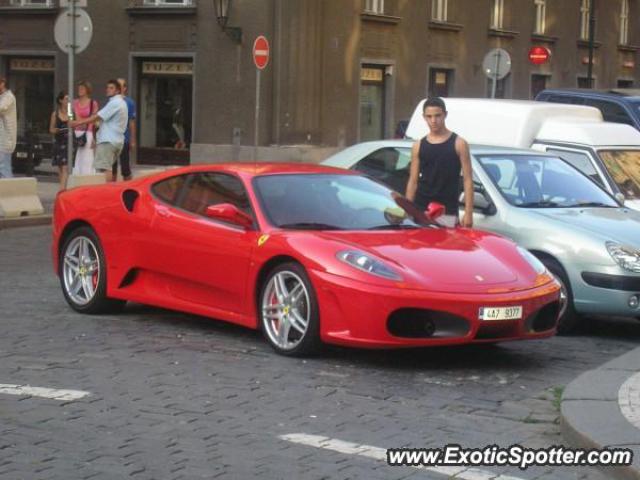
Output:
[479, 306, 523, 321]
[16, 152, 27, 159]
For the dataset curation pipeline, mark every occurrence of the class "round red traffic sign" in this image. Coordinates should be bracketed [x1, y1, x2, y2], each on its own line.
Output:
[253, 36, 270, 70]
[528, 46, 551, 65]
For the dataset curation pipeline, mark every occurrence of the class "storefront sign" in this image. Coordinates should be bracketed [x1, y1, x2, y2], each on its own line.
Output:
[142, 62, 193, 76]
[10, 58, 54, 72]
[361, 68, 384, 82]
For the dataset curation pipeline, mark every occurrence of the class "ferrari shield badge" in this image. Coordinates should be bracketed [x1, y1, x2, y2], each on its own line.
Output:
[258, 234, 270, 247]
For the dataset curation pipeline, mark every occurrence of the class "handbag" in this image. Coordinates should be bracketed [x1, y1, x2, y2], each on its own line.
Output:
[74, 100, 94, 148]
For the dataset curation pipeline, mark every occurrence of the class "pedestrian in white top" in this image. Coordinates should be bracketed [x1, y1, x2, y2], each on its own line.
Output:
[0, 76, 17, 179]
[70, 79, 127, 182]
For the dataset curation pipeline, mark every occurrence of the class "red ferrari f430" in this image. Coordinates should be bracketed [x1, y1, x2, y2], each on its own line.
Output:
[53, 164, 561, 356]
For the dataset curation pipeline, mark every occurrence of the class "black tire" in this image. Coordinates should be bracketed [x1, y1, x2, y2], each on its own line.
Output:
[259, 262, 321, 356]
[59, 226, 126, 314]
[541, 258, 579, 334]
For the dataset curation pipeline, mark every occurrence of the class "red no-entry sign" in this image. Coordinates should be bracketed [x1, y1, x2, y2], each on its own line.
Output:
[529, 46, 551, 65]
[253, 36, 270, 70]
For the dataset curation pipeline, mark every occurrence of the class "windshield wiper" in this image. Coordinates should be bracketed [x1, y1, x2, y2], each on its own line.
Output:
[278, 222, 344, 230]
[367, 224, 421, 230]
[518, 200, 560, 208]
[565, 201, 616, 208]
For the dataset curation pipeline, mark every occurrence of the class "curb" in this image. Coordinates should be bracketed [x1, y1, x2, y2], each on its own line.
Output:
[561, 346, 640, 480]
[0, 214, 52, 230]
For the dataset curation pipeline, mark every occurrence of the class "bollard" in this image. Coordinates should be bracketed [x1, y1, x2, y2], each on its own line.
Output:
[0, 177, 45, 218]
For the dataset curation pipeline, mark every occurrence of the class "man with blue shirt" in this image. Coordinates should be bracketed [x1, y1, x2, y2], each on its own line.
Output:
[114, 78, 136, 181]
[71, 79, 127, 182]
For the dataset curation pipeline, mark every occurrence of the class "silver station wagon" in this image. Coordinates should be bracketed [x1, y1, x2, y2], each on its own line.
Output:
[324, 140, 640, 332]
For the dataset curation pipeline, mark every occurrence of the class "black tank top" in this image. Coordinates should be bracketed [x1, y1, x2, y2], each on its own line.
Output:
[415, 132, 461, 215]
[54, 111, 68, 144]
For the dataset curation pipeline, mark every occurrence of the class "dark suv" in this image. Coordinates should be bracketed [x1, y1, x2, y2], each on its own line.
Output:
[535, 89, 640, 131]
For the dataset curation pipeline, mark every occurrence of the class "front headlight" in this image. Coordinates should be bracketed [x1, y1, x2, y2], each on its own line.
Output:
[517, 247, 546, 275]
[337, 250, 402, 281]
[606, 242, 640, 273]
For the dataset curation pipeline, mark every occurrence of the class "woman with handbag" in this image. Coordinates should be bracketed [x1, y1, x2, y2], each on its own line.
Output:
[72, 80, 99, 175]
[49, 91, 70, 190]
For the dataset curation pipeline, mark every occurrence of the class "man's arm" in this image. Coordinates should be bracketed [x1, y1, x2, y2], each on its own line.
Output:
[70, 113, 100, 128]
[456, 136, 474, 228]
[0, 93, 13, 114]
[405, 140, 421, 202]
[129, 119, 137, 148]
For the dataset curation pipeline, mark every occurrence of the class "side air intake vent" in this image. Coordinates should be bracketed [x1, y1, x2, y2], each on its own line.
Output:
[122, 190, 139, 212]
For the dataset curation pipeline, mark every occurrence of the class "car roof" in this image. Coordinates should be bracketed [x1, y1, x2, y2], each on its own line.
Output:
[405, 98, 640, 147]
[539, 88, 640, 100]
[144, 162, 358, 181]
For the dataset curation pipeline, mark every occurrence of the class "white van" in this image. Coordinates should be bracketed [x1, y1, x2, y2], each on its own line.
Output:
[406, 98, 640, 210]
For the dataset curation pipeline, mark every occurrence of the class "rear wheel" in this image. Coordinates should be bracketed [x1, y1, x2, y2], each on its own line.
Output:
[541, 258, 579, 334]
[259, 262, 321, 356]
[59, 226, 126, 314]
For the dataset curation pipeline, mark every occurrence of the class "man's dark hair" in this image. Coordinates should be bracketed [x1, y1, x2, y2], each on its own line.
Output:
[423, 97, 447, 113]
[107, 79, 122, 93]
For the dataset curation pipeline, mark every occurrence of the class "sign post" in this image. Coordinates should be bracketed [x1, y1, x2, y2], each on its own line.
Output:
[54, 2, 93, 167]
[482, 48, 511, 99]
[253, 36, 270, 152]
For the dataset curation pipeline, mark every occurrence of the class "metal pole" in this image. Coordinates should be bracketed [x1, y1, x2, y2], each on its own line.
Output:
[66, 1, 76, 167]
[491, 51, 500, 99]
[254, 68, 261, 161]
[587, 0, 595, 88]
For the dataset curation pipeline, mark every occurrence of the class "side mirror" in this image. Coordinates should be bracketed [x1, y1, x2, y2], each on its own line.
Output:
[425, 202, 445, 220]
[614, 192, 626, 205]
[460, 191, 496, 215]
[205, 203, 254, 228]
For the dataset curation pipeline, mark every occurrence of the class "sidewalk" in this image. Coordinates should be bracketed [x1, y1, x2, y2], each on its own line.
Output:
[562, 346, 640, 480]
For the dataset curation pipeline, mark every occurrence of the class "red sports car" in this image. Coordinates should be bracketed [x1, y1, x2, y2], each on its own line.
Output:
[52, 163, 561, 356]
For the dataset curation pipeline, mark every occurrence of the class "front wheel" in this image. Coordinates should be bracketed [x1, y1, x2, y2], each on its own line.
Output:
[541, 258, 579, 334]
[259, 262, 321, 356]
[59, 226, 126, 314]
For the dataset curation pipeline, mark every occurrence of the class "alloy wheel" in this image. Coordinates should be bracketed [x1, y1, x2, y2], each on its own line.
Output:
[62, 236, 100, 306]
[261, 271, 310, 351]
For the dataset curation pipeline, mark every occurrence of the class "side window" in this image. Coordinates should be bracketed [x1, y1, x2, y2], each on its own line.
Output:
[151, 175, 187, 205]
[354, 148, 401, 176]
[546, 148, 603, 186]
[179, 173, 251, 217]
[584, 99, 634, 125]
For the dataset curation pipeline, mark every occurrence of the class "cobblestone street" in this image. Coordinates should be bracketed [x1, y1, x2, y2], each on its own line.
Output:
[1, 226, 639, 479]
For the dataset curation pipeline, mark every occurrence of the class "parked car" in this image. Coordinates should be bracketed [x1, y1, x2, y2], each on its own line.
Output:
[11, 132, 51, 175]
[405, 98, 640, 211]
[52, 163, 561, 356]
[535, 88, 640, 130]
[323, 141, 640, 332]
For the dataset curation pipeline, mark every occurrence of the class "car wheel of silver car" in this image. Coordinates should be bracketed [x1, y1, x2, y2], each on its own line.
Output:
[260, 262, 321, 356]
[542, 258, 579, 334]
[59, 226, 126, 314]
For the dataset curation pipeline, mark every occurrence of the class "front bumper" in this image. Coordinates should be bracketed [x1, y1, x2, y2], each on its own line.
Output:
[573, 271, 640, 316]
[311, 270, 561, 348]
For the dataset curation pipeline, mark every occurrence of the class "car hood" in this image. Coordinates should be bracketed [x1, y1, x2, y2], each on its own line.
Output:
[528, 207, 640, 247]
[312, 229, 543, 293]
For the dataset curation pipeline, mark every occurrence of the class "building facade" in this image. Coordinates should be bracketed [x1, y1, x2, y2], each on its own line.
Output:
[0, 0, 638, 164]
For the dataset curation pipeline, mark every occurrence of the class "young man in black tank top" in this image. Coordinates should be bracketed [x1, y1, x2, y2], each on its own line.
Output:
[405, 97, 474, 228]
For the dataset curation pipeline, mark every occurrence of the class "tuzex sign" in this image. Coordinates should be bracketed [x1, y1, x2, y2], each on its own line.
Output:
[253, 36, 270, 70]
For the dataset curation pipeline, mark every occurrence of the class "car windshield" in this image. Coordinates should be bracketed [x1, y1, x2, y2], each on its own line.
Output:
[253, 174, 436, 230]
[597, 150, 640, 200]
[477, 154, 618, 208]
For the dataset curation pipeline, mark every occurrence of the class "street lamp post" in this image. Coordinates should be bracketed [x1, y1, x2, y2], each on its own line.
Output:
[587, 0, 596, 88]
